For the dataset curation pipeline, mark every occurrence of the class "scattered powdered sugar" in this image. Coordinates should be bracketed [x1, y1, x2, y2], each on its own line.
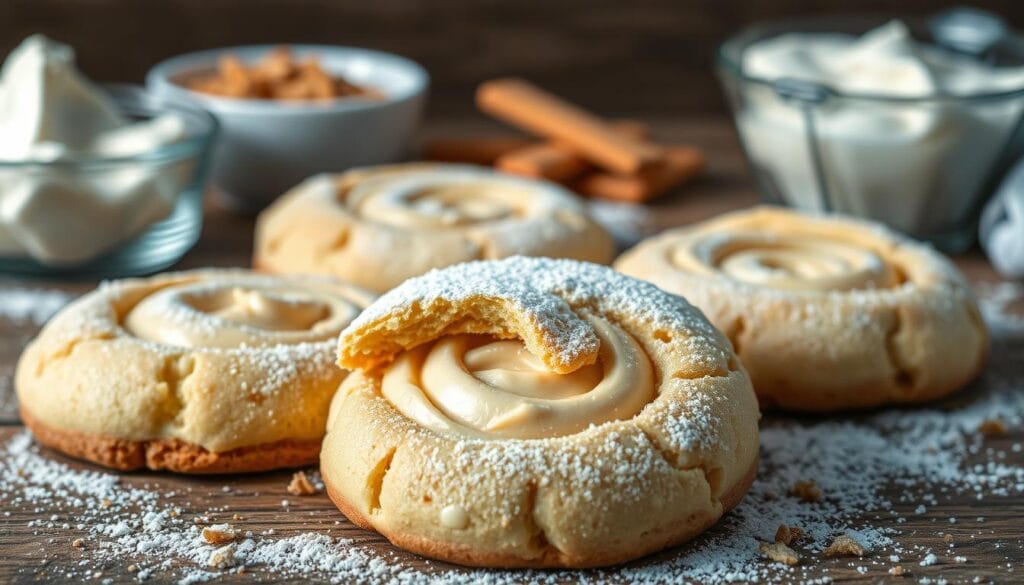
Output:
[0, 286, 72, 326]
[587, 199, 656, 248]
[976, 281, 1024, 337]
[2, 276, 1022, 583]
[4, 374, 1022, 582]
[4, 333, 1023, 582]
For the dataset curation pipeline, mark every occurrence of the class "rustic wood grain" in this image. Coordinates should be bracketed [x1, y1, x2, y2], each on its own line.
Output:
[0, 119, 1021, 583]
[1, 419, 1022, 585]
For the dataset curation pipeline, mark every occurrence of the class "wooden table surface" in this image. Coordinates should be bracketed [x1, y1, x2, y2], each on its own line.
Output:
[0, 118, 1022, 584]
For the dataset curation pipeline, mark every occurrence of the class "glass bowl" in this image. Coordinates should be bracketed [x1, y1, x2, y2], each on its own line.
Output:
[717, 15, 1024, 252]
[0, 85, 218, 278]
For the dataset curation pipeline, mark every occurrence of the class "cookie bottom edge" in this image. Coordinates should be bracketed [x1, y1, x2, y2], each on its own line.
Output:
[21, 408, 321, 474]
[325, 456, 758, 569]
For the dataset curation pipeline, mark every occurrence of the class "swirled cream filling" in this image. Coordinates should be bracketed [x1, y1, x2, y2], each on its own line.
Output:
[124, 283, 361, 348]
[345, 171, 547, 229]
[380, 315, 656, 439]
[677, 234, 901, 291]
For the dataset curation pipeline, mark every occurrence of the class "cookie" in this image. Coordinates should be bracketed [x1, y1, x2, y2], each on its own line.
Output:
[615, 206, 988, 411]
[321, 257, 759, 567]
[253, 163, 615, 292]
[16, 269, 375, 473]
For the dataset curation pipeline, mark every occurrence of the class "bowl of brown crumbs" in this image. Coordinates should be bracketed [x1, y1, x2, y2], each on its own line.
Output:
[147, 45, 427, 210]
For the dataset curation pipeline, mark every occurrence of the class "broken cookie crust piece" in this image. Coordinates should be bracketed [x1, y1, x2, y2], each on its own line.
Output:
[760, 541, 800, 566]
[824, 533, 867, 558]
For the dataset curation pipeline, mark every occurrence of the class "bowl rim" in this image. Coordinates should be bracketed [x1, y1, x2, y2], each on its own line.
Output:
[145, 44, 430, 115]
[0, 84, 218, 169]
[716, 14, 1024, 104]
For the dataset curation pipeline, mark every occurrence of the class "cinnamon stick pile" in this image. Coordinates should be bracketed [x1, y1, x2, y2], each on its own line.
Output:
[425, 78, 705, 203]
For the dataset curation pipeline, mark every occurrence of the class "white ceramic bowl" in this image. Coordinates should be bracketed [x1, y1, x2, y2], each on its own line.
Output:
[147, 45, 428, 211]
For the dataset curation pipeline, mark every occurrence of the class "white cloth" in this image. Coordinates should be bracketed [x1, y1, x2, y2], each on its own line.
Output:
[981, 159, 1024, 278]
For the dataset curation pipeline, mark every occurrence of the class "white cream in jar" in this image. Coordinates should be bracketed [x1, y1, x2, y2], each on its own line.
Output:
[736, 21, 1024, 240]
[0, 35, 187, 265]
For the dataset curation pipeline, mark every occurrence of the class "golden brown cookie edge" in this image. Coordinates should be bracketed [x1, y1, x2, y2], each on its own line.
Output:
[21, 408, 320, 474]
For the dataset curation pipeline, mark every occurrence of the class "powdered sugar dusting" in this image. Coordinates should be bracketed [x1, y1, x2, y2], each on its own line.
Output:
[3, 270, 1023, 582]
[0, 286, 72, 326]
[31, 271, 366, 399]
[350, 256, 729, 371]
[4, 311, 1022, 582]
[587, 199, 655, 247]
[977, 281, 1024, 338]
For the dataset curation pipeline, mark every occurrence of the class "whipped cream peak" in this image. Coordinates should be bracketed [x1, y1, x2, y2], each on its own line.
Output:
[0, 35, 124, 160]
[826, 21, 937, 97]
[0, 35, 191, 266]
[736, 21, 1024, 238]
[742, 20, 1024, 99]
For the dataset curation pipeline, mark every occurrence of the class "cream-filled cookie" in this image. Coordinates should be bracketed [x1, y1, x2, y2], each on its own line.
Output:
[253, 163, 615, 292]
[615, 206, 988, 411]
[321, 257, 759, 568]
[16, 269, 375, 473]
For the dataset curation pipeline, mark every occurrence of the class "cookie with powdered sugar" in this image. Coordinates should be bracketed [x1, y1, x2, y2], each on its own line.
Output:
[253, 163, 615, 293]
[616, 206, 988, 411]
[16, 269, 375, 473]
[321, 256, 760, 568]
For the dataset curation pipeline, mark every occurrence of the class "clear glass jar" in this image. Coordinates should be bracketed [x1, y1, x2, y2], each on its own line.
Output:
[717, 16, 1024, 252]
[0, 85, 217, 278]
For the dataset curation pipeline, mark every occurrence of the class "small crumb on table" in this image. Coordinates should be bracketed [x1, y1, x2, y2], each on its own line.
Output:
[790, 480, 822, 503]
[774, 524, 804, 546]
[201, 523, 237, 545]
[978, 419, 1007, 438]
[824, 534, 867, 558]
[760, 541, 800, 565]
[208, 543, 236, 569]
[287, 471, 318, 496]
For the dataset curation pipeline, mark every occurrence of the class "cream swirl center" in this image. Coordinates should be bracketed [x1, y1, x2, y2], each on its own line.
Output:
[346, 170, 556, 229]
[380, 315, 655, 439]
[679, 234, 900, 291]
[124, 282, 362, 348]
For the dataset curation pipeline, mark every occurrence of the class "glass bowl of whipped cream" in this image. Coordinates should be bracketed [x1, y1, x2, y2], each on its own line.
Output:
[717, 14, 1024, 251]
[0, 36, 217, 278]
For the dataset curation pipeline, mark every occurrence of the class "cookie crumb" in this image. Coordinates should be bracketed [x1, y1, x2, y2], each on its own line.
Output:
[231, 513, 245, 521]
[889, 565, 906, 576]
[790, 480, 822, 503]
[208, 543, 236, 569]
[759, 541, 800, 565]
[978, 419, 1007, 438]
[71, 538, 84, 549]
[944, 533, 954, 543]
[824, 533, 866, 557]
[774, 524, 804, 545]
[127, 565, 138, 573]
[201, 524, 237, 545]
[286, 471, 317, 496]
